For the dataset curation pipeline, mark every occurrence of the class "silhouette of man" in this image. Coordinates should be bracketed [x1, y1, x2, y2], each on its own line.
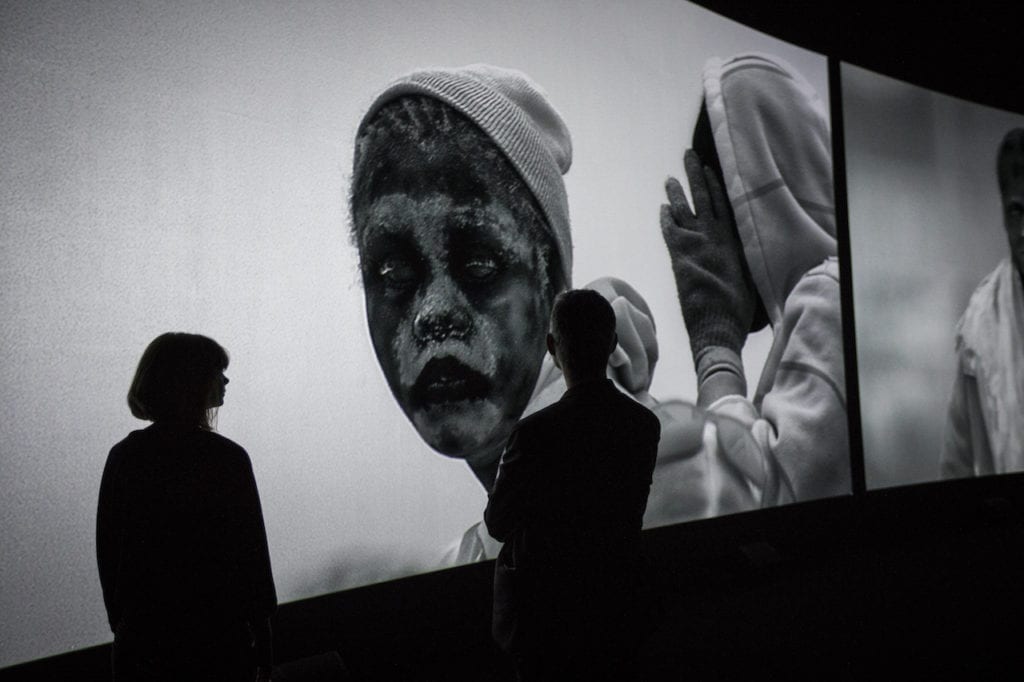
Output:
[484, 288, 660, 681]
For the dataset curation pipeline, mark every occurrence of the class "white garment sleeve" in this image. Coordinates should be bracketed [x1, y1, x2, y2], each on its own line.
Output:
[707, 265, 850, 505]
[939, 362, 993, 478]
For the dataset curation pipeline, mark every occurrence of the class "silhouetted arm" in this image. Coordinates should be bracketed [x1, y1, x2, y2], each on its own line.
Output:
[96, 446, 124, 632]
[234, 450, 277, 669]
[484, 425, 533, 542]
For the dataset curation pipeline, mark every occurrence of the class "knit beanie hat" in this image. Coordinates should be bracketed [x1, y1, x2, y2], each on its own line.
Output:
[357, 64, 573, 285]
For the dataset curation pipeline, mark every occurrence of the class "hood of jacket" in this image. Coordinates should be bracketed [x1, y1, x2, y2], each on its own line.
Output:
[703, 53, 836, 327]
[523, 276, 661, 417]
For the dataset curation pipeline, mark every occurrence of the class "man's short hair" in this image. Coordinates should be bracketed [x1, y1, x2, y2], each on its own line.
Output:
[997, 128, 1024, 194]
[550, 289, 616, 376]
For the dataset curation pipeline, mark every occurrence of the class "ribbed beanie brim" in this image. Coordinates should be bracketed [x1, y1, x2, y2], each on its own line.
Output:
[358, 64, 573, 286]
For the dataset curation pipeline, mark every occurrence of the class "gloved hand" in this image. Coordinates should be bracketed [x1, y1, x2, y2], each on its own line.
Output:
[660, 148, 756, 362]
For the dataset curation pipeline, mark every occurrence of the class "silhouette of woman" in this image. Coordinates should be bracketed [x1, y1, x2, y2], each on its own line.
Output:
[97, 333, 276, 681]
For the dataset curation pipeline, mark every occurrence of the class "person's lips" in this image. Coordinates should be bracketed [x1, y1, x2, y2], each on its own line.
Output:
[411, 356, 490, 408]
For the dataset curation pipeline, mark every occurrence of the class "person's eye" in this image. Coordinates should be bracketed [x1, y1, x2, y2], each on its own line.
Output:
[463, 256, 499, 281]
[1008, 201, 1024, 217]
[377, 257, 418, 288]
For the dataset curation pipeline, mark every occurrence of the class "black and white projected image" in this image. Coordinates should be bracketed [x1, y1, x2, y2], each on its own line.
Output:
[0, 0, 838, 669]
[349, 53, 849, 564]
[941, 129, 1024, 478]
[658, 53, 850, 505]
[843, 64, 1024, 488]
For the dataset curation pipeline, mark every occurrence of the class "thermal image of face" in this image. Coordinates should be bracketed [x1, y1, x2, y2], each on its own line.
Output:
[352, 105, 560, 475]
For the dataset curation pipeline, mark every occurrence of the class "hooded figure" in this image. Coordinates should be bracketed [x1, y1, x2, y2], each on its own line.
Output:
[351, 64, 765, 568]
[661, 54, 850, 504]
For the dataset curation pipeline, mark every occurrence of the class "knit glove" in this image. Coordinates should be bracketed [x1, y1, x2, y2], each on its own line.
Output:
[660, 149, 756, 369]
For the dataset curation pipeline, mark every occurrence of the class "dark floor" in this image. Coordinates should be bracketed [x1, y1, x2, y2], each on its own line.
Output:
[6, 481, 1024, 681]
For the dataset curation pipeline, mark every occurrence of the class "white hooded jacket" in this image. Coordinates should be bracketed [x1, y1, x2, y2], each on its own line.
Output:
[701, 54, 851, 503]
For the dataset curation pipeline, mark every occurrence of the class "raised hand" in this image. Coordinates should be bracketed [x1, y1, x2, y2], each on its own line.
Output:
[660, 148, 756, 361]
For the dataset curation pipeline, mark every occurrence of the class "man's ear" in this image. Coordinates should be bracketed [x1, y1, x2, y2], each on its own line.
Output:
[546, 333, 560, 369]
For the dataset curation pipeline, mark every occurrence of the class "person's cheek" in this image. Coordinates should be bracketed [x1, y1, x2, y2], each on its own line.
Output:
[492, 279, 546, 385]
[368, 295, 409, 391]
[507, 273, 547, 344]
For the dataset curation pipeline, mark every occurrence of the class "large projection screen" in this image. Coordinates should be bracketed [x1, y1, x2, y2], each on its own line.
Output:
[843, 63, 1024, 489]
[2, 0, 831, 667]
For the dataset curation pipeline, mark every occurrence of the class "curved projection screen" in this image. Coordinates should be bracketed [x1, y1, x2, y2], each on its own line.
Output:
[843, 63, 1024, 489]
[1, 0, 841, 667]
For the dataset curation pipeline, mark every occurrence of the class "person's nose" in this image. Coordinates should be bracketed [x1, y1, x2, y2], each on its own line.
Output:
[413, 276, 473, 345]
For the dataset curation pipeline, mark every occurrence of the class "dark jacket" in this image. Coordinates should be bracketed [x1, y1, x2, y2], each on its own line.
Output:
[97, 423, 276, 667]
[484, 378, 660, 654]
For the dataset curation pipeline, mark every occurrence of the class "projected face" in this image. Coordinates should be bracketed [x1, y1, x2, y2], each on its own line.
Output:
[1003, 173, 1024, 276]
[357, 183, 552, 468]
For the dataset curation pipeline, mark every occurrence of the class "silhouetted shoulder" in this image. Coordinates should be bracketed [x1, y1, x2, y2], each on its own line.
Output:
[110, 428, 148, 451]
[514, 381, 660, 443]
[110, 425, 252, 473]
[193, 431, 256, 480]
[517, 399, 567, 429]
[197, 429, 249, 459]
[613, 387, 661, 434]
[105, 428, 150, 469]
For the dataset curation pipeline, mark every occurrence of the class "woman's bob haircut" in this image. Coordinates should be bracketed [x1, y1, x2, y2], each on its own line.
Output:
[128, 332, 229, 430]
